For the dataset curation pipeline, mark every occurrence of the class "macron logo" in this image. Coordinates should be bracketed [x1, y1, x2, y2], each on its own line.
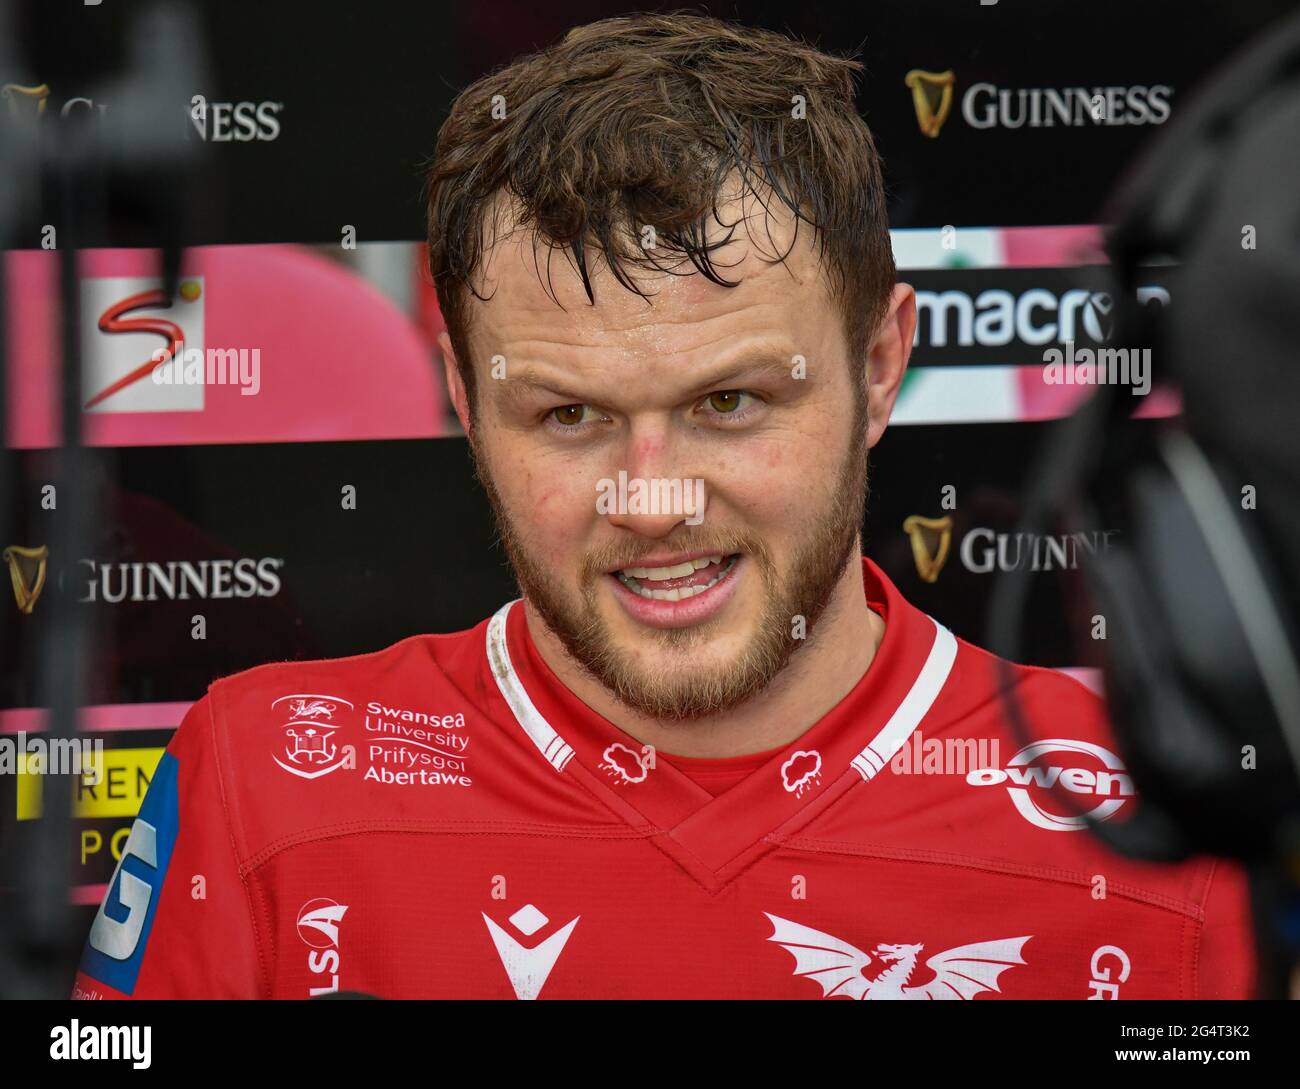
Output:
[482, 903, 579, 1000]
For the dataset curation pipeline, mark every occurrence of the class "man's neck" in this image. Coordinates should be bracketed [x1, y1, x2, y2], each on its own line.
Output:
[522, 558, 885, 758]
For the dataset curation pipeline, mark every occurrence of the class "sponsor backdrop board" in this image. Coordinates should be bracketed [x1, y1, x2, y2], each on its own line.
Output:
[4, 0, 1289, 917]
[3, 0, 1286, 245]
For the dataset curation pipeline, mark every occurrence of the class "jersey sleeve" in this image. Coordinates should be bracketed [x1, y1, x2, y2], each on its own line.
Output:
[1196, 858, 1258, 999]
[72, 694, 265, 999]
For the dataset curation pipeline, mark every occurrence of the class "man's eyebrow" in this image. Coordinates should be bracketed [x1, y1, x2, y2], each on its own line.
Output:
[493, 370, 588, 410]
[682, 354, 804, 395]
[492, 353, 805, 408]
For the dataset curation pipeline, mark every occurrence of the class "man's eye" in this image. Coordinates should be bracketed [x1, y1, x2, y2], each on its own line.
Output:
[550, 404, 591, 426]
[704, 390, 752, 415]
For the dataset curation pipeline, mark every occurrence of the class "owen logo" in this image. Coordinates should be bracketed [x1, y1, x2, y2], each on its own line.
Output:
[966, 738, 1134, 831]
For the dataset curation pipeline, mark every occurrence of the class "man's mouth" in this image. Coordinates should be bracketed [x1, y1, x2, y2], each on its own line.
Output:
[612, 554, 739, 601]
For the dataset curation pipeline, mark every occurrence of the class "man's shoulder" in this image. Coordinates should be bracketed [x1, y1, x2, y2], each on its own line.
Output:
[191, 614, 502, 777]
[205, 619, 493, 713]
[941, 631, 1113, 746]
[167, 610, 559, 863]
[823, 624, 1228, 915]
[924, 633, 1142, 836]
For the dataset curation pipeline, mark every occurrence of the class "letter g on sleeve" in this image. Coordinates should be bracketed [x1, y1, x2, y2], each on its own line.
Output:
[74, 692, 264, 999]
[79, 752, 181, 994]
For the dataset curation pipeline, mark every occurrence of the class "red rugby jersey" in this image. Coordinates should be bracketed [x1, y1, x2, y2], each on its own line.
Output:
[73, 558, 1256, 999]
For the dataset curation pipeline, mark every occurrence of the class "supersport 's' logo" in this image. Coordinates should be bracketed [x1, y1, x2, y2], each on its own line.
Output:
[86, 290, 184, 409]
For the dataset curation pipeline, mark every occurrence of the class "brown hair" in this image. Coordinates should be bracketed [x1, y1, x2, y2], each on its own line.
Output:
[425, 12, 895, 413]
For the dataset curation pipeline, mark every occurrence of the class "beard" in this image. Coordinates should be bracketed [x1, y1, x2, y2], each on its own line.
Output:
[474, 415, 869, 722]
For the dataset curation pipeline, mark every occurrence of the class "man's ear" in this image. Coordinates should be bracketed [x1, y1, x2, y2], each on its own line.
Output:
[438, 331, 473, 436]
[865, 283, 917, 449]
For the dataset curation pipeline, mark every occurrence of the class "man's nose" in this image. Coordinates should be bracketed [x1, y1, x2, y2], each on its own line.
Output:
[601, 427, 707, 538]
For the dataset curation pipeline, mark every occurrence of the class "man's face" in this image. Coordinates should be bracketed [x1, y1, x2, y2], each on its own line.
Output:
[457, 195, 878, 720]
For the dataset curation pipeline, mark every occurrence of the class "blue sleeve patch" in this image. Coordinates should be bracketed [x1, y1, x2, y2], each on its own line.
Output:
[78, 750, 181, 995]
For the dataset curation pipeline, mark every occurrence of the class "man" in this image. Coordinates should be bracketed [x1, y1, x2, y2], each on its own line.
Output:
[75, 13, 1254, 999]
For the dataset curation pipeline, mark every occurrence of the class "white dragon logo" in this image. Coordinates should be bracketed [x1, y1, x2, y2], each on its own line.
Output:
[288, 698, 337, 720]
[765, 913, 1030, 999]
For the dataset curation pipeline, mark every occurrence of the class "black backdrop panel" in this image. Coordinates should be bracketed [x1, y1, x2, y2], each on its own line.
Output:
[6, 0, 1294, 247]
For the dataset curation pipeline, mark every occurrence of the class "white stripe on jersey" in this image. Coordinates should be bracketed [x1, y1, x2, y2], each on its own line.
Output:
[851, 617, 957, 782]
[487, 600, 576, 772]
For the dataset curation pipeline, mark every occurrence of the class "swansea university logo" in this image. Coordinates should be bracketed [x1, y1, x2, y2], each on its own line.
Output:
[765, 914, 1029, 999]
[271, 693, 355, 779]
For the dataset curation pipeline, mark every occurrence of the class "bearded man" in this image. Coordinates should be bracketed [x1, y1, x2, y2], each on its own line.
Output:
[74, 13, 1254, 1000]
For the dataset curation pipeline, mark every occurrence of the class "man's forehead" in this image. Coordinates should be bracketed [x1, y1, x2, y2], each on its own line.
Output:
[468, 188, 831, 347]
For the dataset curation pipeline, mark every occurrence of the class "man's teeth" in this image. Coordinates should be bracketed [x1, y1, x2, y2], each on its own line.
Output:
[616, 555, 733, 601]
[622, 555, 724, 581]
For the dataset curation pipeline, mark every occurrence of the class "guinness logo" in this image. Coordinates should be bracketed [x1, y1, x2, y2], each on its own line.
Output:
[1, 83, 51, 118]
[902, 515, 953, 583]
[904, 69, 956, 138]
[4, 545, 49, 614]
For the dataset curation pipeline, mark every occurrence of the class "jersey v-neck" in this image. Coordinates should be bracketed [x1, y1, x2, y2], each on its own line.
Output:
[665, 743, 790, 797]
[485, 557, 957, 889]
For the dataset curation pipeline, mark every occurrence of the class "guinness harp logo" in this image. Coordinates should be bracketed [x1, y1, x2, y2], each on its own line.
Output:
[4, 545, 49, 614]
[904, 69, 956, 138]
[1, 83, 51, 118]
[902, 516, 954, 583]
